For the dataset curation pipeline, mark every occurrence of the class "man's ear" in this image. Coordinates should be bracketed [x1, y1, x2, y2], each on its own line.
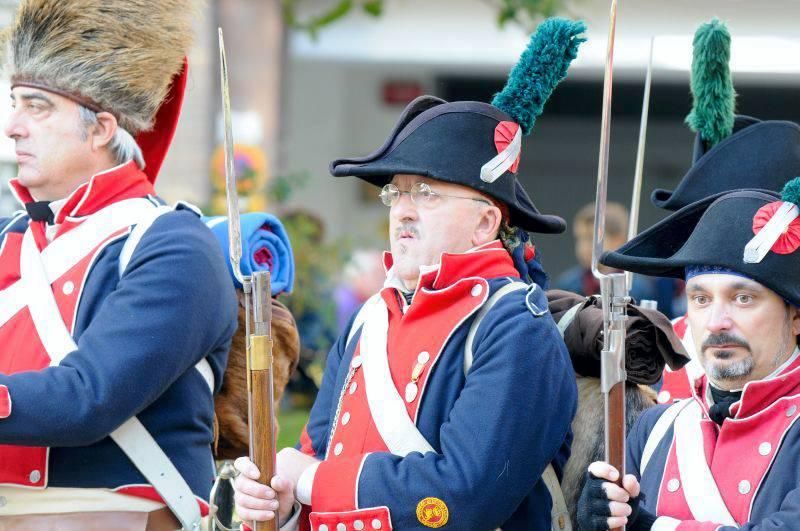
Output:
[90, 112, 118, 151]
[472, 205, 503, 247]
[790, 304, 800, 338]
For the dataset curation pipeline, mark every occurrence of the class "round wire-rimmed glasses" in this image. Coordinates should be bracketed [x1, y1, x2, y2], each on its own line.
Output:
[379, 182, 491, 207]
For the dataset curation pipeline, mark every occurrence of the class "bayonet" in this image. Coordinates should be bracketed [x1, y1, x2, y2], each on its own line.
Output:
[627, 37, 655, 292]
[219, 29, 244, 288]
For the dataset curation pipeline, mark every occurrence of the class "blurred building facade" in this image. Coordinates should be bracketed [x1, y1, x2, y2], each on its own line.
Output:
[0, 0, 797, 275]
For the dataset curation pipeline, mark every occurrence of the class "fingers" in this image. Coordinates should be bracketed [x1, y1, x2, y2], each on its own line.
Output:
[608, 501, 632, 518]
[606, 516, 629, 529]
[622, 474, 641, 498]
[235, 503, 277, 523]
[234, 489, 280, 512]
[271, 474, 294, 494]
[601, 481, 630, 503]
[234, 456, 261, 480]
[234, 473, 276, 500]
[588, 461, 620, 483]
[233, 479, 280, 523]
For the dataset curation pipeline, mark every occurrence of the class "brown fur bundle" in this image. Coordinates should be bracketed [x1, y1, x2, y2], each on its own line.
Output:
[560, 377, 657, 525]
[6, 0, 196, 133]
[214, 296, 301, 460]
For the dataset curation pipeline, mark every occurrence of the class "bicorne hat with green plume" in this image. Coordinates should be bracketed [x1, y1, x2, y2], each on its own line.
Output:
[603, 178, 800, 307]
[330, 18, 586, 234]
[651, 18, 800, 211]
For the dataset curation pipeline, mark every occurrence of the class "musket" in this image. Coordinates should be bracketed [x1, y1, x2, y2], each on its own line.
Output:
[591, 2, 628, 530]
[218, 28, 277, 531]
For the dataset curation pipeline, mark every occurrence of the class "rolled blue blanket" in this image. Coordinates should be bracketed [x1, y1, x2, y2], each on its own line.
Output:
[203, 213, 295, 295]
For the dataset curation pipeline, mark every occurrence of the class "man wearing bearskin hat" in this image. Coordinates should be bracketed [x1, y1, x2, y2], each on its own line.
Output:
[576, 174, 800, 528]
[233, 18, 585, 531]
[0, 0, 237, 528]
[648, 19, 800, 405]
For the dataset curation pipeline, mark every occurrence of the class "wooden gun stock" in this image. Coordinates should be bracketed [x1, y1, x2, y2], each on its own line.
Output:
[248, 272, 277, 531]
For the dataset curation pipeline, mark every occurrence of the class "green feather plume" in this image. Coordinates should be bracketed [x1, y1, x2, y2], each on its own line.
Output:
[781, 177, 800, 207]
[685, 18, 737, 147]
[492, 18, 586, 136]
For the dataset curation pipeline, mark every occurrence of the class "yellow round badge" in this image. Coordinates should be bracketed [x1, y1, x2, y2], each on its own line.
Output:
[416, 497, 449, 528]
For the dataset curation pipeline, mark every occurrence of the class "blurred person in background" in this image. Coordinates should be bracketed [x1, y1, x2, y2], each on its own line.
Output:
[333, 249, 385, 333]
[554, 201, 685, 318]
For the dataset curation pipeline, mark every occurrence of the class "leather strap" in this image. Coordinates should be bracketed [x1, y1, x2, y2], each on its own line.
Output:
[639, 399, 692, 476]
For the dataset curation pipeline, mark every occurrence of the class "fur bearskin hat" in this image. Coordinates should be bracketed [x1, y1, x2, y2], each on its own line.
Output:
[5, 0, 195, 135]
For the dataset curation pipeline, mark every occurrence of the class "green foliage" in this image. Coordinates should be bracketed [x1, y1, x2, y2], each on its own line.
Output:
[685, 18, 736, 148]
[281, 0, 571, 37]
[278, 208, 349, 323]
[362, 0, 383, 17]
[282, 0, 383, 39]
[492, 18, 586, 135]
[495, 0, 571, 30]
[781, 177, 800, 207]
[277, 408, 310, 449]
[268, 171, 311, 204]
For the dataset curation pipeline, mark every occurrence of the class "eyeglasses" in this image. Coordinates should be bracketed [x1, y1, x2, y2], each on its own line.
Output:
[379, 182, 491, 207]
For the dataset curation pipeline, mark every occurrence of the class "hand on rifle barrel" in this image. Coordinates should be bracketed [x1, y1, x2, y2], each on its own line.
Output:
[233, 449, 321, 525]
[576, 461, 657, 531]
[233, 455, 295, 525]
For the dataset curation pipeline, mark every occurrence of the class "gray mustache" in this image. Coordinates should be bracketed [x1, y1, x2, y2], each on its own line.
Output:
[702, 333, 751, 352]
[394, 223, 420, 239]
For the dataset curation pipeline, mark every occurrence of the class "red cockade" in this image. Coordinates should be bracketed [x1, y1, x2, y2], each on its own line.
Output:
[752, 201, 800, 255]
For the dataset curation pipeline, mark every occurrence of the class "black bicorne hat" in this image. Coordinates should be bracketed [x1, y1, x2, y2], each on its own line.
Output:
[330, 97, 566, 233]
[651, 116, 800, 211]
[329, 18, 587, 234]
[603, 188, 800, 307]
[651, 19, 800, 211]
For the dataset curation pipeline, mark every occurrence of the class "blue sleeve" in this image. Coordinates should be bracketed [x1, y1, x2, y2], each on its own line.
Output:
[296, 307, 362, 458]
[0, 212, 28, 239]
[626, 403, 671, 480]
[0, 211, 238, 446]
[355, 291, 577, 529]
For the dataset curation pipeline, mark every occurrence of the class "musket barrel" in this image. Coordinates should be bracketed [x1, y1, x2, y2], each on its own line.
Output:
[253, 271, 272, 337]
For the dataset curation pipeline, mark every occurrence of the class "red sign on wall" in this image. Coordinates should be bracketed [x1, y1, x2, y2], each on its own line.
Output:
[382, 81, 424, 105]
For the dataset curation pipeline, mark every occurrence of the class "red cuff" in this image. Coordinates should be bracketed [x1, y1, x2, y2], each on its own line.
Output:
[299, 425, 315, 456]
[311, 455, 366, 512]
[310, 506, 392, 531]
[0, 385, 10, 419]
